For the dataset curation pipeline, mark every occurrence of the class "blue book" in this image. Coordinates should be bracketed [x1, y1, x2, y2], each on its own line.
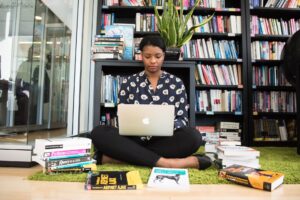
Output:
[105, 24, 134, 60]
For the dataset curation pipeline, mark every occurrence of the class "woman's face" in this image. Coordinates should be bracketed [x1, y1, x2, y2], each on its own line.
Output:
[141, 45, 165, 74]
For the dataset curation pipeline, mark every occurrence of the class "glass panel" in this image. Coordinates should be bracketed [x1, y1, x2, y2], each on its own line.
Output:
[0, 0, 72, 145]
[0, 0, 36, 144]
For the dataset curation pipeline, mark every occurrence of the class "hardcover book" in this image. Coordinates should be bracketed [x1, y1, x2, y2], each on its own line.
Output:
[85, 170, 143, 190]
[147, 167, 189, 189]
[219, 164, 284, 191]
[217, 145, 260, 157]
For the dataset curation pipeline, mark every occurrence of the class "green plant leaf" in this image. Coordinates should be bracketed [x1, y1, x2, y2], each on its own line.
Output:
[168, 21, 177, 47]
[154, 6, 161, 27]
[181, 0, 201, 36]
[154, 0, 214, 48]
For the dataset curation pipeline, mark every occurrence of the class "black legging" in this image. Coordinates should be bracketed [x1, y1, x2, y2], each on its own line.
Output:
[91, 126, 203, 167]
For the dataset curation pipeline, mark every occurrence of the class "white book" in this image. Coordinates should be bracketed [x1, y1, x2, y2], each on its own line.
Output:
[217, 121, 240, 130]
[228, 65, 237, 85]
[135, 13, 141, 31]
[201, 38, 209, 58]
[230, 15, 237, 34]
[147, 167, 189, 190]
[33, 137, 92, 155]
[92, 52, 122, 60]
[217, 145, 260, 157]
[207, 38, 215, 58]
[218, 140, 241, 146]
[232, 64, 239, 85]
[205, 143, 217, 153]
[218, 40, 226, 59]
[213, 65, 225, 85]
[221, 161, 260, 169]
[236, 16, 241, 33]
[217, 153, 259, 161]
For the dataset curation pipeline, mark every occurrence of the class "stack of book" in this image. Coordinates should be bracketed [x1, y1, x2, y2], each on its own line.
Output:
[216, 121, 241, 142]
[198, 122, 241, 155]
[32, 137, 96, 174]
[215, 145, 260, 169]
[91, 35, 124, 60]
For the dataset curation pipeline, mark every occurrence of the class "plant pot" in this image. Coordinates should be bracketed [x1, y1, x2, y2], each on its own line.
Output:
[165, 47, 182, 60]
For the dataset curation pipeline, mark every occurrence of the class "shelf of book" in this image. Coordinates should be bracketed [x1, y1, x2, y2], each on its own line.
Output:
[196, 111, 243, 115]
[250, 7, 300, 16]
[252, 86, 295, 91]
[251, 35, 291, 40]
[252, 112, 297, 117]
[96, 0, 249, 146]
[93, 60, 196, 128]
[246, 0, 299, 146]
[196, 85, 243, 89]
[184, 58, 243, 63]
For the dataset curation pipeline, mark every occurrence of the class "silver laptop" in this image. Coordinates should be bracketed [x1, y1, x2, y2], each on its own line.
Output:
[118, 104, 175, 136]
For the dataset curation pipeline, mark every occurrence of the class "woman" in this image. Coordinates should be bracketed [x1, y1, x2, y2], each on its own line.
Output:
[91, 35, 212, 170]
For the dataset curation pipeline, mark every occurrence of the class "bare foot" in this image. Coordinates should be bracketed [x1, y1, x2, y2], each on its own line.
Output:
[155, 156, 199, 169]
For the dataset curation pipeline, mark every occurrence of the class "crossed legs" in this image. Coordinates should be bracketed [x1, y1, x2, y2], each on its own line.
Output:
[91, 125, 210, 169]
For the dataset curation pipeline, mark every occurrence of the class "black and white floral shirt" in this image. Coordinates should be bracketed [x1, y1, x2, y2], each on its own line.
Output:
[118, 70, 189, 130]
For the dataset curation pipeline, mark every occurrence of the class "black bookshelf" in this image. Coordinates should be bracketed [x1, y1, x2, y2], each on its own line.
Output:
[96, 0, 250, 146]
[245, 1, 299, 146]
[190, 0, 249, 146]
[93, 60, 196, 128]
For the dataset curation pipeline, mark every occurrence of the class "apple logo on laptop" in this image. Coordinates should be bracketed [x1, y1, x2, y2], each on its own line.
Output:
[142, 117, 150, 125]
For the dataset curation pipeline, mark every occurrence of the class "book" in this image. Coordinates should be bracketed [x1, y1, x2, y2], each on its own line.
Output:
[85, 170, 143, 190]
[33, 137, 92, 155]
[46, 163, 97, 174]
[217, 145, 260, 157]
[216, 157, 260, 169]
[216, 121, 240, 130]
[105, 24, 134, 60]
[147, 167, 189, 189]
[45, 155, 92, 169]
[32, 137, 92, 169]
[219, 164, 284, 191]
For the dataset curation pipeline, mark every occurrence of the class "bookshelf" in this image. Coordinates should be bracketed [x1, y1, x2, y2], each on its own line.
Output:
[93, 60, 196, 128]
[245, 0, 300, 146]
[95, 0, 299, 147]
[182, 1, 248, 145]
[95, 0, 248, 146]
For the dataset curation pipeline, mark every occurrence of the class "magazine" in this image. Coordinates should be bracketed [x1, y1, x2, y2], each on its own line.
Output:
[147, 167, 189, 189]
[105, 24, 134, 60]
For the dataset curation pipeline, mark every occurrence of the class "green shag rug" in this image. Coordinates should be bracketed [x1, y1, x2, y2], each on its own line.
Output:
[28, 147, 300, 184]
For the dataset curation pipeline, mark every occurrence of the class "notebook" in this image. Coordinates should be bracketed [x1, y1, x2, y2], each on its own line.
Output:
[117, 104, 175, 136]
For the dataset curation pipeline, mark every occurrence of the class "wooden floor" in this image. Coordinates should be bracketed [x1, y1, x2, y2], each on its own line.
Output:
[0, 166, 299, 200]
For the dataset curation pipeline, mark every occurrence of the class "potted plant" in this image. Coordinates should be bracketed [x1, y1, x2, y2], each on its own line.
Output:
[154, 0, 214, 59]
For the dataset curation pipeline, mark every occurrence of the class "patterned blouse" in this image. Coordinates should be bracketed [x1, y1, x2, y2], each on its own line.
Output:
[118, 70, 189, 130]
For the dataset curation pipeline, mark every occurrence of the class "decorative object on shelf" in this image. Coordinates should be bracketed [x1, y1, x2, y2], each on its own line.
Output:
[280, 29, 300, 154]
[154, 0, 214, 60]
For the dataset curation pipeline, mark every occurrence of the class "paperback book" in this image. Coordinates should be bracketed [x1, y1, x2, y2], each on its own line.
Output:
[147, 167, 189, 189]
[85, 170, 143, 190]
[219, 164, 284, 191]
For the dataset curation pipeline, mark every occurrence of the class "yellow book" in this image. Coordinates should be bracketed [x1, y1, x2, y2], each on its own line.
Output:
[85, 170, 143, 190]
